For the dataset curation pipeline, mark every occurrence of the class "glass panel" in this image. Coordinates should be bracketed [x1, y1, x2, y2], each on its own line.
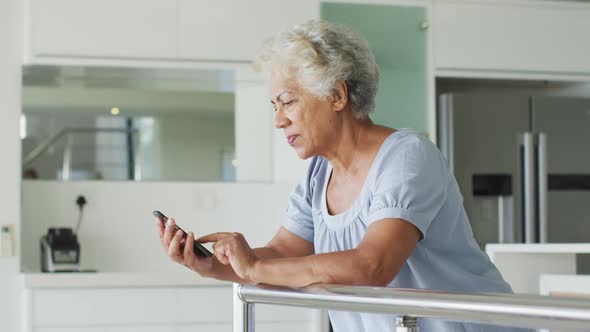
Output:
[20, 65, 267, 182]
[321, 3, 429, 135]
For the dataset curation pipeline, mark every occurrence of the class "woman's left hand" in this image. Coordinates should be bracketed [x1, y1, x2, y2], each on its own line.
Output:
[198, 232, 260, 283]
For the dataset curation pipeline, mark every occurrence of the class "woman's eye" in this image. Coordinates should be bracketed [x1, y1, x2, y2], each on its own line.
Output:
[283, 100, 294, 106]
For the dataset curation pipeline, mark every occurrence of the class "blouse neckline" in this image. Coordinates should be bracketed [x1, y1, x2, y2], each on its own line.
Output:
[320, 129, 407, 230]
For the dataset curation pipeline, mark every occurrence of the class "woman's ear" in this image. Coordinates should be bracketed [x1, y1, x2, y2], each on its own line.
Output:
[331, 80, 348, 112]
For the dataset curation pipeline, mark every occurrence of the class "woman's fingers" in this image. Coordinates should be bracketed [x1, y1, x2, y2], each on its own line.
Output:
[168, 229, 184, 261]
[155, 218, 164, 238]
[198, 232, 235, 243]
[212, 239, 231, 265]
[156, 216, 208, 272]
[202, 233, 247, 267]
[183, 232, 196, 265]
[200, 232, 234, 264]
[162, 218, 177, 246]
[207, 232, 257, 281]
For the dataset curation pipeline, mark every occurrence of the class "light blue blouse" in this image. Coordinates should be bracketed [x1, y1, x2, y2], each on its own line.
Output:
[283, 128, 528, 332]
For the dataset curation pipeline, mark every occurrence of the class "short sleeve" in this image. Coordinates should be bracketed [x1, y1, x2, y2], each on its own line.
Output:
[282, 157, 323, 243]
[367, 136, 449, 240]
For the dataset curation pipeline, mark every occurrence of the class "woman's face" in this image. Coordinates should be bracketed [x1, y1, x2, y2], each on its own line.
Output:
[270, 71, 339, 160]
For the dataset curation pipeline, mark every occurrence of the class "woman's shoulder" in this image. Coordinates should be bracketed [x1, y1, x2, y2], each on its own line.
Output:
[383, 128, 439, 157]
[300, 155, 330, 193]
[374, 128, 448, 177]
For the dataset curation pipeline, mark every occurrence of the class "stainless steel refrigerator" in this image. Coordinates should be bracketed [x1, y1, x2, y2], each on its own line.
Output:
[438, 94, 590, 247]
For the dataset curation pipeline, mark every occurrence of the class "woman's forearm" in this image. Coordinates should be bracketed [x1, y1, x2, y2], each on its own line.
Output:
[206, 246, 283, 283]
[250, 249, 383, 288]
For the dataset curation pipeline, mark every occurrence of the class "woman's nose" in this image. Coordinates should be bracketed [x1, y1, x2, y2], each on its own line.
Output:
[274, 109, 290, 129]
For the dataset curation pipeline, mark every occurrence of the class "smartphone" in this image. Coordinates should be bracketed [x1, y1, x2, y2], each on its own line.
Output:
[153, 210, 212, 258]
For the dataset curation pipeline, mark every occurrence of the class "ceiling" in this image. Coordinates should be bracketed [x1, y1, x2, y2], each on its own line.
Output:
[22, 65, 236, 92]
[22, 65, 236, 116]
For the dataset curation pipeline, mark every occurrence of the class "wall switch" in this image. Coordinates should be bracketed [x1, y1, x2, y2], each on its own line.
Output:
[0, 225, 14, 256]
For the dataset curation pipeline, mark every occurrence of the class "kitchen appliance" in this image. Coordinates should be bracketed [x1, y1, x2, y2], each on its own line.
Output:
[39, 195, 87, 272]
[40, 227, 80, 272]
[438, 94, 590, 246]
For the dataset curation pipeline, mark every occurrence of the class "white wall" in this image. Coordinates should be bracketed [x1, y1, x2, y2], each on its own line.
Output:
[158, 113, 234, 181]
[0, 0, 22, 252]
[274, 127, 310, 183]
[0, 1, 22, 331]
[0, 257, 20, 332]
[21, 181, 295, 273]
[234, 69, 274, 182]
[234, 69, 308, 183]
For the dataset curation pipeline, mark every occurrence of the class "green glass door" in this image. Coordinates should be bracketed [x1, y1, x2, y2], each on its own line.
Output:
[321, 3, 429, 135]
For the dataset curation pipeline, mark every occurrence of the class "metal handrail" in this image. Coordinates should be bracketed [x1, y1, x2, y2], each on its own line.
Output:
[23, 127, 141, 180]
[233, 283, 590, 331]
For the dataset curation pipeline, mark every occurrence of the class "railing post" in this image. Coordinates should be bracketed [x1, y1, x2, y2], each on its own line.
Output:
[233, 283, 255, 332]
[133, 129, 142, 181]
[62, 133, 73, 180]
[396, 315, 418, 332]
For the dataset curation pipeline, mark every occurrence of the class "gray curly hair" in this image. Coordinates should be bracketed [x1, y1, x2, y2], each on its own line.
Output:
[256, 20, 380, 119]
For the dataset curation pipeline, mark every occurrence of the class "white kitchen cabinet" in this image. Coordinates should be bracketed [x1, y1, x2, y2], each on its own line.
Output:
[0, 258, 20, 332]
[540, 274, 590, 297]
[32, 287, 232, 326]
[178, 0, 319, 62]
[25, 283, 319, 332]
[433, 0, 590, 78]
[486, 244, 590, 294]
[28, 0, 177, 60]
[26, 0, 319, 64]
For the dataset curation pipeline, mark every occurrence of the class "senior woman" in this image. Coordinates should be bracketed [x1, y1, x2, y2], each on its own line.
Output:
[156, 21, 527, 332]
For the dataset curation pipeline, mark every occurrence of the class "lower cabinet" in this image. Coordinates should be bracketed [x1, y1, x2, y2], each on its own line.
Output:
[25, 286, 319, 332]
[35, 324, 310, 332]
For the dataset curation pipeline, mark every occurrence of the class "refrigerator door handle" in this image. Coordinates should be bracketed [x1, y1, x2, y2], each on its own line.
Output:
[522, 132, 536, 243]
[498, 196, 514, 243]
[438, 94, 454, 172]
[538, 132, 548, 243]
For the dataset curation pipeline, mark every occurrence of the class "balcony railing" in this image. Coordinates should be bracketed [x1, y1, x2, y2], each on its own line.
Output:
[233, 283, 590, 331]
[23, 127, 141, 180]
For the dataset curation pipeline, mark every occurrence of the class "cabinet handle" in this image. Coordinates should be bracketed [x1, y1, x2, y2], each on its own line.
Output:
[538, 133, 548, 243]
[419, 21, 430, 31]
[522, 132, 535, 243]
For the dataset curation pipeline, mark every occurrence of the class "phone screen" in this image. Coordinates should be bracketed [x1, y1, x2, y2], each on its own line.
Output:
[153, 210, 212, 258]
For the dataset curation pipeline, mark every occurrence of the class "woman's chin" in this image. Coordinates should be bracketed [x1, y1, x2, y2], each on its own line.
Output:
[294, 147, 312, 160]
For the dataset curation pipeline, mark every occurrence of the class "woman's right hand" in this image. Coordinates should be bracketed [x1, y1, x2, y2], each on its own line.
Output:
[155, 217, 214, 277]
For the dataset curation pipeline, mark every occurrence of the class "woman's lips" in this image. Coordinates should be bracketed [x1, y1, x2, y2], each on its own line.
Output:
[287, 135, 299, 145]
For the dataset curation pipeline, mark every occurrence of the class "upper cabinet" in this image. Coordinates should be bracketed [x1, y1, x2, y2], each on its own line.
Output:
[28, 0, 178, 60]
[433, 0, 590, 78]
[178, 0, 319, 62]
[25, 0, 590, 76]
[26, 0, 319, 64]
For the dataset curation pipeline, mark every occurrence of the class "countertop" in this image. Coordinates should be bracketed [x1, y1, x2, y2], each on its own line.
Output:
[539, 274, 590, 296]
[21, 271, 229, 288]
[486, 243, 590, 254]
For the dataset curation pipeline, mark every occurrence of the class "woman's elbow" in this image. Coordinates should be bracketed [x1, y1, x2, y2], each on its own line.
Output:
[361, 258, 399, 287]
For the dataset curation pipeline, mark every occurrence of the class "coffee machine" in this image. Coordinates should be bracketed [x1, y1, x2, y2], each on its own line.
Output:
[40, 195, 87, 272]
[40, 227, 80, 272]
